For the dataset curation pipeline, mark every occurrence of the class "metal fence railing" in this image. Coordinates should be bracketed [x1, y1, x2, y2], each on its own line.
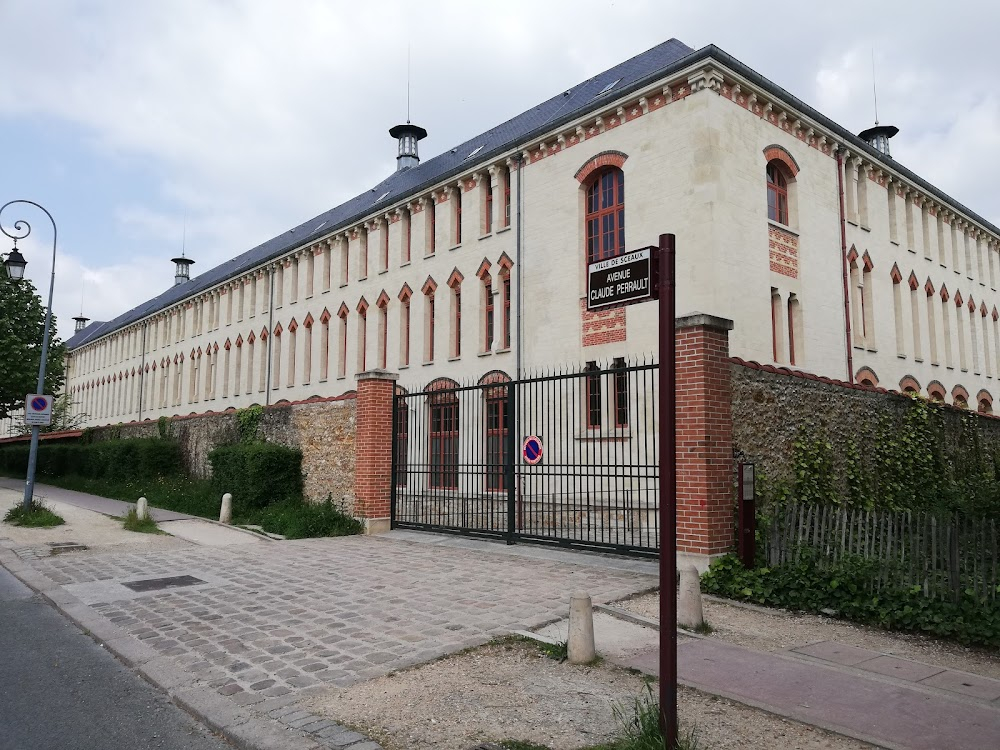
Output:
[392, 360, 659, 556]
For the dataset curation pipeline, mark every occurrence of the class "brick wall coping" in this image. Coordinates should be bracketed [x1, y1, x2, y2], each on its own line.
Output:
[0, 429, 84, 446]
[676, 312, 734, 332]
[357, 369, 399, 382]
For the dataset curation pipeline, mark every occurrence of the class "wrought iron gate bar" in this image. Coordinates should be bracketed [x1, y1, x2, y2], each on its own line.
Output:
[391, 361, 659, 557]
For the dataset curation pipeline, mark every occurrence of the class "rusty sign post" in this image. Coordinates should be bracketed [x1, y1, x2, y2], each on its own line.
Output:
[657, 233, 677, 748]
[586, 233, 677, 747]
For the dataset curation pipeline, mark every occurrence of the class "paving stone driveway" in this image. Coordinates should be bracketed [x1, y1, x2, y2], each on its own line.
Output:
[27, 535, 656, 699]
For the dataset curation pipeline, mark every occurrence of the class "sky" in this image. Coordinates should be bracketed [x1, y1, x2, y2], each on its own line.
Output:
[0, 0, 997, 342]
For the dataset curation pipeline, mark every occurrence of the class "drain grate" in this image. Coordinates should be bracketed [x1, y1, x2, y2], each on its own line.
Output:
[46, 541, 89, 555]
[122, 575, 205, 593]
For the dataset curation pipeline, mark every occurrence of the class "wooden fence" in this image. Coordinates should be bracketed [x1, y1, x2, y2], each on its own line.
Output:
[763, 504, 998, 602]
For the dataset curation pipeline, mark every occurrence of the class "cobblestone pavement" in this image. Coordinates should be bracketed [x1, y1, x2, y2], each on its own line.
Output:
[5, 533, 656, 749]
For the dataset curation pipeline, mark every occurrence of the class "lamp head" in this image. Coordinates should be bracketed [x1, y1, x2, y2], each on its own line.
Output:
[4, 246, 27, 281]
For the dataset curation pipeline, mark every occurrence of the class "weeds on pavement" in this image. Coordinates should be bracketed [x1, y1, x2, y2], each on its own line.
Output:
[3, 500, 65, 527]
[122, 506, 160, 534]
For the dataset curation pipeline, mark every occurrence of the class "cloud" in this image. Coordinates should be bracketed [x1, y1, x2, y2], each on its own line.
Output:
[1, 0, 998, 337]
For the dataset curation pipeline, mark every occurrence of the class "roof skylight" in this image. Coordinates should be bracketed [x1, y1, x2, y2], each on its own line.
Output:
[594, 78, 622, 98]
[465, 145, 484, 160]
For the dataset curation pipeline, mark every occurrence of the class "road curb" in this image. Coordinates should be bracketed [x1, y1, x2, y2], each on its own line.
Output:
[0, 551, 383, 750]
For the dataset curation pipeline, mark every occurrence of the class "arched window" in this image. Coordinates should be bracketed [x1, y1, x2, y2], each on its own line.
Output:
[585, 167, 625, 263]
[766, 162, 789, 224]
[480, 371, 511, 492]
[427, 378, 459, 490]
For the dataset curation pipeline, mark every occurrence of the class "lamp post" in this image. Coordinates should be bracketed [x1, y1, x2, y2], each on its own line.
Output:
[0, 200, 58, 510]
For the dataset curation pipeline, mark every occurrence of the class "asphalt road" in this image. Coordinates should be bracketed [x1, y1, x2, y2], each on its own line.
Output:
[0, 567, 232, 750]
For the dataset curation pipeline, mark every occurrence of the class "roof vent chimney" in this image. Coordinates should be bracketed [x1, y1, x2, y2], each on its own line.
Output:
[171, 253, 195, 286]
[858, 124, 899, 158]
[73, 315, 90, 333]
[389, 123, 427, 171]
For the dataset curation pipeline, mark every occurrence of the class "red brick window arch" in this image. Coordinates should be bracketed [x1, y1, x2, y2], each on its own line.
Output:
[585, 167, 625, 263]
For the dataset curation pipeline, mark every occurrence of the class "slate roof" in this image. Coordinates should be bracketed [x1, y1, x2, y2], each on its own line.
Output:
[64, 37, 1000, 351]
[64, 38, 696, 350]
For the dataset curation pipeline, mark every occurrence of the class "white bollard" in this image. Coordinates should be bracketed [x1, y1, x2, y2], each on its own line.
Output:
[678, 564, 705, 630]
[136, 497, 149, 521]
[567, 591, 597, 664]
[219, 493, 233, 525]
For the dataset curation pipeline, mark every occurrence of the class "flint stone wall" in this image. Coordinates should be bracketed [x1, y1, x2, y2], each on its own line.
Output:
[89, 396, 357, 506]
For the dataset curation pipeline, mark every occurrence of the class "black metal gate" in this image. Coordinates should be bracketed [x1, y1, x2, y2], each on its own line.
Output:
[391, 362, 659, 556]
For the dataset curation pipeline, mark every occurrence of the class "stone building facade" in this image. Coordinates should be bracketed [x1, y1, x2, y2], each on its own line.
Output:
[50, 38, 1000, 428]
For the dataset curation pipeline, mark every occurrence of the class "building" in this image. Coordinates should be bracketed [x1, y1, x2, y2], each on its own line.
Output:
[59, 37, 1000, 423]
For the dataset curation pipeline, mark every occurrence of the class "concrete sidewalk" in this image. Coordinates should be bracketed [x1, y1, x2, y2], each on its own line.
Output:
[0, 477, 194, 522]
[620, 630, 1000, 750]
[0, 478, 263, 546]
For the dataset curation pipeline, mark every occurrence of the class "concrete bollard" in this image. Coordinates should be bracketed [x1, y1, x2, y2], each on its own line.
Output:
[219, 493, 233, 525]
[678, 564, 705, 630]
[567, 591, 597, 664]
[136, 497, 149, 521]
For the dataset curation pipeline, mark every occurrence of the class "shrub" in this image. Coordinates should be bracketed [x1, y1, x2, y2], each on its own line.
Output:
[0, 439, 183, 482]
[209, 442, 303, 513]
[702, 553, 1000, 648]
[243, 497, 363, 539]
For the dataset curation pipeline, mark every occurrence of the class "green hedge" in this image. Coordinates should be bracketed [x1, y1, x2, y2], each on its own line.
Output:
[0, 439, 183, 482]
[209, 442, 303, 513]
[702, 553, 1000, 648]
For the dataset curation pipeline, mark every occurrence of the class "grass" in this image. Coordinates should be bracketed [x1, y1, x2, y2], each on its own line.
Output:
[680, 621, 714, 636]
[496, 685, 702, 750]
[122, 506, 162, 534]
[3, 500, 65, 527]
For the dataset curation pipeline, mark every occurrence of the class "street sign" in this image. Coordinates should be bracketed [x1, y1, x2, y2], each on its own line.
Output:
[24, 394, 53, 427]
[522, 435, 544, 465]
[587, 246, 656, 311]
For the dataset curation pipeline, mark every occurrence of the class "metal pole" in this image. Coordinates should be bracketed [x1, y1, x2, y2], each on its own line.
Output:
[0, 200, 58, 511]
[657, 232, 677, 748]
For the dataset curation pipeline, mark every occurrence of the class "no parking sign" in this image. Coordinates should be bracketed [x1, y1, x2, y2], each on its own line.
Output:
[24, 394, 53, 427]
[521, 435, 543, 465]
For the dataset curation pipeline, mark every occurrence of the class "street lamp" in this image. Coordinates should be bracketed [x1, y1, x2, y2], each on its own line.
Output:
[0, 200, 58, 510]
[3, 245, 27, 280]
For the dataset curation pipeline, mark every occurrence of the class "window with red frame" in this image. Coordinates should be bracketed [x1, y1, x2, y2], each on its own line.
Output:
[613, 357, 629, 427]
[503, 167, 511, 228]
[485, 180, 493, 234]
[585, 167, 625, 264]
[485, 381, 508, 491]
[401, 298, 411, 366]
[395, 399, 408, 485]
[428, 292, 435, 361]
[381, 220, 389, 271]
[502, 273, 510, 349]
[428, 384, 459, 490]
[766, 162, 789, 224]
[585, 361, 601, 428]
[455, 189, 463, 245]
[484, 277, 494, 351]
[358, 307, 367, 372]
[428, 201, 436, 254]
[379, 304, 388, 368]
[453, 284, 462, 357]
[403, 209, 411, 264]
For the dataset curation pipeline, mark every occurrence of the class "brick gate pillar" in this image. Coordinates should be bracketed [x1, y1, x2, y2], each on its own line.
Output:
[675, 313, 735, 570]
[354, 369, 398, 534]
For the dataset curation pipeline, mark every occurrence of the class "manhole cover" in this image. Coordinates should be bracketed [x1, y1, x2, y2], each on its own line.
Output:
[47, 542, 88, 554]
[122, 575, 205, 593]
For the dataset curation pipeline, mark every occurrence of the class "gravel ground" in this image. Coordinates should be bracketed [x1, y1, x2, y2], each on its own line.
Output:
[0, 488, 189, 555]
[307, 639, 875, 750]
[615, 592, 1000, 680]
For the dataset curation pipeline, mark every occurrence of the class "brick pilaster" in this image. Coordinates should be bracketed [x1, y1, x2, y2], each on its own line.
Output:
[354, 369, 398, 528]
[675, 313, 735, 558]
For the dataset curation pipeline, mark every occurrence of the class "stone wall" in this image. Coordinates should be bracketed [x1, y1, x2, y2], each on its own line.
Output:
[89, 396, 357, 507]
[730, 358, 1000, 496]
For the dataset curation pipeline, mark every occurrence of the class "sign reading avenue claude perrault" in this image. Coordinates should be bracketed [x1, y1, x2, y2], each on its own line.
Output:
[587, 246, 657, 311]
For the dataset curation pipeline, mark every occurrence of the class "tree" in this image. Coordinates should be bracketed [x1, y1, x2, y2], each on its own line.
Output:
[0, 264, 66, 421]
